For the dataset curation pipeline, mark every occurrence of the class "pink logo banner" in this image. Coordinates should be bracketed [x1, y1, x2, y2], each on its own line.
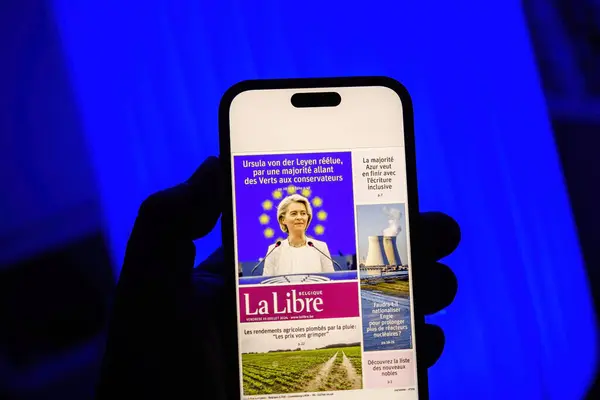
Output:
[239, 282, 360, 323]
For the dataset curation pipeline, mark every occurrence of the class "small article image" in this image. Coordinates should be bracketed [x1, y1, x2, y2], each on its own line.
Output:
[233, 151, 358, 285]
[356, 203, 413, 352]
[241, 318, 363, 395]
[357, 203, 409, 291]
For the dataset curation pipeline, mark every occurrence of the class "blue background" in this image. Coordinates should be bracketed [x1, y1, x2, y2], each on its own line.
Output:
[233, 152, 356, 264]
[1, 1, 598, 399]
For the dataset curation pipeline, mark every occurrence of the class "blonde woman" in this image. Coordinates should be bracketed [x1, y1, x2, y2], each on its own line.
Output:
[262, 194, 334, 276]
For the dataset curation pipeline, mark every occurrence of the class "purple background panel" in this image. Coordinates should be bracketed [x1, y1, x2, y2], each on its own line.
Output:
[233, 152, 356, 263]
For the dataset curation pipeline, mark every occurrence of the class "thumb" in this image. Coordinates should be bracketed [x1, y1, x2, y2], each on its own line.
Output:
[133, 156, 222, 242]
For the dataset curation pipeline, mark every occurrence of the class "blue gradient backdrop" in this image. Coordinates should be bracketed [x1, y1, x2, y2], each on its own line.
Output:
[50, 1, 597, 398]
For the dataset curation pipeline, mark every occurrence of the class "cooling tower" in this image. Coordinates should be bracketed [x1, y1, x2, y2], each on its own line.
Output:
[383, 236, 402, 266]
[365, 235, 402, 267]
[365, 236, 386, 266]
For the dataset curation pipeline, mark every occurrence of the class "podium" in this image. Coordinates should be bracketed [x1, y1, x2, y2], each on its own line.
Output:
[239, 270, 358, 285]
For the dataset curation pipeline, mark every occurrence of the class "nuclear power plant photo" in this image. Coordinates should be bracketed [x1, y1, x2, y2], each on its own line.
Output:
[355, 204, 410, 286]
[360, 235, 408, 278]
[357, 203, 411, 346]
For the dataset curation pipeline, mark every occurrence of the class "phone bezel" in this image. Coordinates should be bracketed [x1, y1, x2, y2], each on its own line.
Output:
[218, 76, 426, 400]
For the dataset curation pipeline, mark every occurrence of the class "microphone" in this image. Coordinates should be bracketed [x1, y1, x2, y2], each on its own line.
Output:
[307, 241, 342, 271]
[251, 241, 282, 275]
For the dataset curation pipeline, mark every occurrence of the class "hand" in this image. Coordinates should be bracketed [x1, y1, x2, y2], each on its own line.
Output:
[95, 156, 459, 399]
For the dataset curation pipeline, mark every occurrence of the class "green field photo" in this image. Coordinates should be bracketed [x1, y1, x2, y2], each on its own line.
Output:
[242, 345, 362, 395]
[360, 277, 410, 298]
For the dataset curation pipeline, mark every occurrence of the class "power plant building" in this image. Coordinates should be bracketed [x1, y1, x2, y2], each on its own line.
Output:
[361, 235, 404, 276]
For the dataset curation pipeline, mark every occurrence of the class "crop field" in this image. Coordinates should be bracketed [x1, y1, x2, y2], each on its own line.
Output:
[343, 346, 362, 375]
[361, 280, 410, 297]
[242, 345, 362, 395]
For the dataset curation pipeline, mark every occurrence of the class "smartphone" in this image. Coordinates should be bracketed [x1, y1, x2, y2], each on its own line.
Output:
[219, 77, 424, 400]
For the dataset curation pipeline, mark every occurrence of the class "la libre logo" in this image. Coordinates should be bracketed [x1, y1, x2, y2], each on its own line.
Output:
[244, 290, 324, 315]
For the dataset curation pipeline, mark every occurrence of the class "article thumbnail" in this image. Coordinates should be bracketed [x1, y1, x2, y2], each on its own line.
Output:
[233, 152, 358, 285]
[351, 147, 406, 205]
[356, 203, 412, 351]
[240, 318, 363, 395]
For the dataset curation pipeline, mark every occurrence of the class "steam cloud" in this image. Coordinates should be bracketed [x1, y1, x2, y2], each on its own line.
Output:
[382, 207, 402, 237]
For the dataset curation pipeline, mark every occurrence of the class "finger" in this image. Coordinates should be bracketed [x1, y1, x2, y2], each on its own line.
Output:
[415, 261, 458, 316]
[420, 323, 445, 368]
[182, 156, 223, 240]
[118, 156, 223, 299]
[186, 155, 223, 201]
[135, 156, 222, 241]
[419, 212, 461, 261]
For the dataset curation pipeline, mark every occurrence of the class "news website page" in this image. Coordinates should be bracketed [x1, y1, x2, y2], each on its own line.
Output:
[232, 147, 417, 400]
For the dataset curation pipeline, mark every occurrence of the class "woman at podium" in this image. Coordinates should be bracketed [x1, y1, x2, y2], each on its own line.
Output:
[262, 194, 335, 276]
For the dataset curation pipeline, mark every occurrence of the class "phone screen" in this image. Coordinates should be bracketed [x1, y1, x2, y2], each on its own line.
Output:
[226, 84, 418, 399]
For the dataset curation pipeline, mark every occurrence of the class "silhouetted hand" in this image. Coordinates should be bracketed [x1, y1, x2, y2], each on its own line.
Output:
[95, 156, 459, 399]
